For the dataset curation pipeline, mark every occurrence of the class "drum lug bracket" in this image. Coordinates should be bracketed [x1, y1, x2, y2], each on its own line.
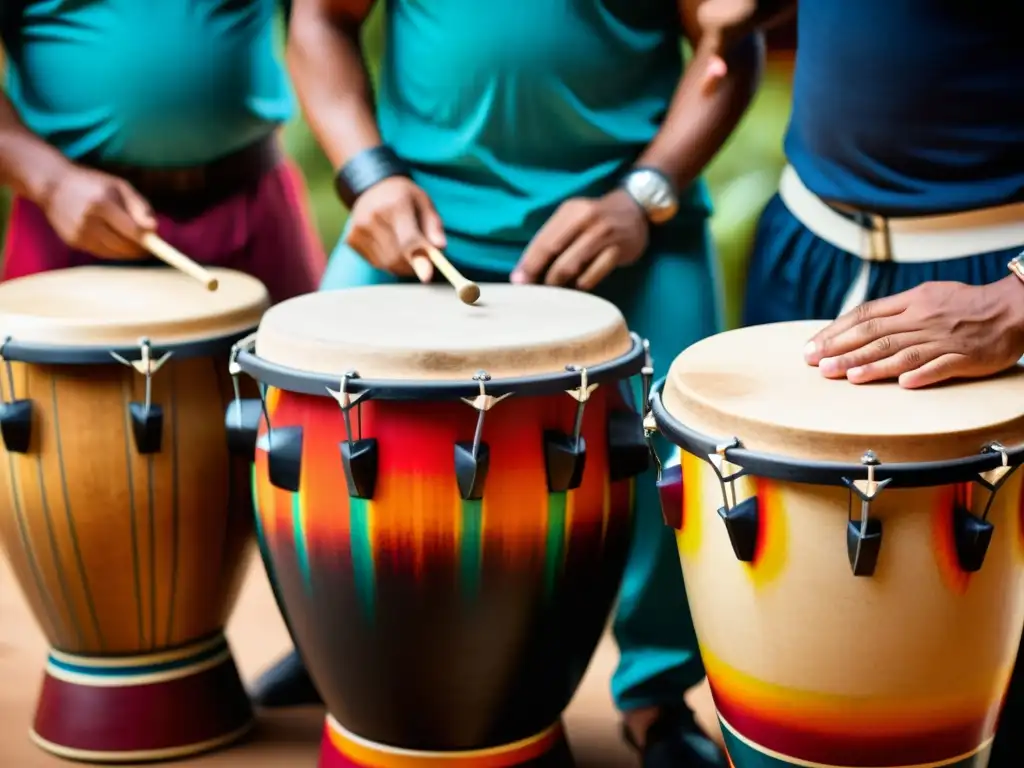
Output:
[455, 371, 509, 501]
[709, 442, 760, 562]
[225, 339, 263, 460]
[328, 372, 378, 499]
[657, 463, 684, 529]
[258, 425, 304, 493]
[608, 345, 652, 483]
[545, 365, 597, 493]
[952, 442, 1017, 573]
[842, 451, 890, 577]
[0, 339, 31, 453]
[111, 338, 172, 455]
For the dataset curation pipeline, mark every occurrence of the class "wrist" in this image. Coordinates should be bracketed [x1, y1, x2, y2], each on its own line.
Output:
[334, 145, 411, 209]
[0, 137, 70, 207]
[619, 166, 679, 225]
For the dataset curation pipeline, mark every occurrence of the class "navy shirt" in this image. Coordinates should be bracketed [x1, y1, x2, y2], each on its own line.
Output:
[785, 2, 1024, 215]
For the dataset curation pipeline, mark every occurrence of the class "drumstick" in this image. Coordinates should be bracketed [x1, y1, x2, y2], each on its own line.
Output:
[413, 245, 480, 305]
[141, 233, 219, 292]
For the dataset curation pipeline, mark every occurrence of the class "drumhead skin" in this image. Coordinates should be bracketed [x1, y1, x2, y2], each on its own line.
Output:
[254, 284, 633, 381]
[662, 319, 1024, 464]
[0, 266, 269, 354]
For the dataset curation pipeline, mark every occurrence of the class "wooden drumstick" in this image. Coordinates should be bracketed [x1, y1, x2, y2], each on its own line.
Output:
[413, 245, 480, 305]
[141, 233, 219, 292]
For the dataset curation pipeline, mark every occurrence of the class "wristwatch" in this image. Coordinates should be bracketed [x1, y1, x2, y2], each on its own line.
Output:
[334, 146, 411, 209]
[1008, 253, 1024, 283]
[620, 167, 679, 225]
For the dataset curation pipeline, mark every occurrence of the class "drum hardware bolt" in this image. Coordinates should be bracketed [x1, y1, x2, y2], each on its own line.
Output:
[0, 336, 16, 405]
[564, 365, 598, 451]
[709, 439, 745, 512]
[707, 438, 760, 562]
[843, 450, 890, 577]
[110, 338, 172, 414]
[642, 411, 663, 480]
[326, 371, 370, 447]
[460, 371, 511, 462]
[640, 338, 653, 409]
[0, 335, 33, 454]
[227, 331, 259, 425]
[111, 338, 172, 455]
[972, 441, 1018, 523]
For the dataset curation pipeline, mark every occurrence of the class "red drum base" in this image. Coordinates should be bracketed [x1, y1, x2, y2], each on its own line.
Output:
[319, 717, 574, 768]
[30, 633, 254, 763]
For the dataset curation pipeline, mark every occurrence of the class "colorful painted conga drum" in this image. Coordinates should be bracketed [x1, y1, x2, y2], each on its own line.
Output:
[229, 284, 651, 767]
[0, 266, 269, 763]
[648, 320, 1024, 768]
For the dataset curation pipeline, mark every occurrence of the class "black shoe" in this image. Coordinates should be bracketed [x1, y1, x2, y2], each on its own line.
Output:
[250, 650, 324, 708]
[623, 704, 727, 768]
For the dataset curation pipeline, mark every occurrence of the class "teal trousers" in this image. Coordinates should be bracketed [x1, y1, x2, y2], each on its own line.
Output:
[319, 218, 722, 711]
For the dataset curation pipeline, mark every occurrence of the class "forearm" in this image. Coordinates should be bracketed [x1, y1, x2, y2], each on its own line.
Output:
[636, 34, 764, 190]
[0, 93, 68, 204]
[287, 2, 381, 169]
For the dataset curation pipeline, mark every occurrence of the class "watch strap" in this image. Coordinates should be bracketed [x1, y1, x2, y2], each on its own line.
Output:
[334, 146, 411, 208]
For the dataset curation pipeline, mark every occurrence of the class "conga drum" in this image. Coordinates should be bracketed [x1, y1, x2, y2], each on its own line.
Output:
[647, 320, 1024, 768]
[0, 266, 269, 762]
[228, 284, 651, 767]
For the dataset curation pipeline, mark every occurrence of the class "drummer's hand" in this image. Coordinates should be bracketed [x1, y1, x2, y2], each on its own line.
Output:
[345, 177, 446, 280]
[804, 277, 1024, 389]
[511, 190, 648, 291]
[41, 165, 155, 259]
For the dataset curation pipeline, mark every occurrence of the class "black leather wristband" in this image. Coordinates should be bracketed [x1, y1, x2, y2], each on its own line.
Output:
[334, 146, 411, 208]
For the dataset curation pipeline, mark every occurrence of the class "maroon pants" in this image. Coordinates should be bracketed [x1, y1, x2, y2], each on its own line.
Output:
[2, 157, 325, 303]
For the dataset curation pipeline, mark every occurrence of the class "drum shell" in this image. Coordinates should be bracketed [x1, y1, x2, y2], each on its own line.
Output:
[253, 383, 638, 751]
[0, 357, 254, 655]
[671, 451, 1024, 766]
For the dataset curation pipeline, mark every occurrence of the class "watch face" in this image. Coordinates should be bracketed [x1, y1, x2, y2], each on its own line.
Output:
[625, 169, 678, 224]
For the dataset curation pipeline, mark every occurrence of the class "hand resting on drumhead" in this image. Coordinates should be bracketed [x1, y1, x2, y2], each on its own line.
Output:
[344, 175, 447, 281]
[511, 189, 649, 290]
[39, 166, 157, 259]
[804, 277, 1024, 389]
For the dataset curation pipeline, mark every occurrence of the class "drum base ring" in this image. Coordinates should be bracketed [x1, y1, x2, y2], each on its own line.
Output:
[319, 715, 575, 767]
[29, 633, 253, 763]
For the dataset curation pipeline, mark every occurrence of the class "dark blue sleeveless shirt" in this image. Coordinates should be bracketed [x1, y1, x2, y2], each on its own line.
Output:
[785, 1, 1024, 215]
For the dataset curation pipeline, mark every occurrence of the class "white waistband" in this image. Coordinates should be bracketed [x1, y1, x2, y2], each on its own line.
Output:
[778, 165, 1024, 263]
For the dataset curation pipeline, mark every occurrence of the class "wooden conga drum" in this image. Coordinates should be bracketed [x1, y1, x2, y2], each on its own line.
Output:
[0, 266, 269, 763]
[228, 284, 651, 767]
[648, 320, 1024, 768]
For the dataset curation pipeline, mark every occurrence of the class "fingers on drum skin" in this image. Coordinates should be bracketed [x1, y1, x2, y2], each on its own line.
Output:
[806, 294, 910, 363]
[898, 353, 972, 389]
[817, 331, 928, 378]
[844, 342, 947, 385]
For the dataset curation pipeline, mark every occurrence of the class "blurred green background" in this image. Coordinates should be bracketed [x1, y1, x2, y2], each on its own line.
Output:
[0, 10, 793, 329]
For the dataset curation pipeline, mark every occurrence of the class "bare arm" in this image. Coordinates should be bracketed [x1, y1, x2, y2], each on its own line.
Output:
[633, 0, 765, 191]
[0, 91, 70, 204]
[287, 0, 380, 169]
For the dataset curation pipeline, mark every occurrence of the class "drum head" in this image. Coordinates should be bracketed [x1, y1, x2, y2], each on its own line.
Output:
[662, 320, 1024, 463]
[0, 266, 269, 350]
[254, 284, 633, 381]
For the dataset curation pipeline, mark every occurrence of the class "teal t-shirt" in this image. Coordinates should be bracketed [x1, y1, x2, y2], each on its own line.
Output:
[1, 0, 291, 166]
[376, 0, 712, 266]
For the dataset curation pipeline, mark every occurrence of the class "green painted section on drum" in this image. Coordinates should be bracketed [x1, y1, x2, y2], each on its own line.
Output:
[348, 498, 377, 620]
[459, 499, 483, 600]
[544, 493, 568, 602]
[721, 727, 991, 768]
[290, 492, 313, 595]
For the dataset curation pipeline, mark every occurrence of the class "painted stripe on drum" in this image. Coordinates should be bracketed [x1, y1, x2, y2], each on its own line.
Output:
[292, 491, 313, 593]
[544, 493, 567, 602]
[459, 499, 483, 600]
[349, 497, 376, 619]
[165, 369, 181, 646]
[50, 376, 105, 651]
[7, 441, 64, 644]
[121, 377, 145, 647]
[719, 716, 991, 768]
[36, 441, 84, 647]
[48, 635, 229, 678]
[146, 454, 157, 649]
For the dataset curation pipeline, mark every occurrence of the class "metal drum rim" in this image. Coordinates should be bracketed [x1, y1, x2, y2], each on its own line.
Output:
[648, 377, 1024, 489]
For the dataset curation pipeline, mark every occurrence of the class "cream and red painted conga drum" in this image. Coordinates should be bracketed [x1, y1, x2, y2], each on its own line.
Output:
[229, 284, 651, 767]
[0, 266, 268, 763]
[648, 320, 1024, 768]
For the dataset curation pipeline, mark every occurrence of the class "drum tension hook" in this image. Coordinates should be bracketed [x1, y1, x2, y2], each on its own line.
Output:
[454, 371, 510, 501]
[952, 442, 1017, 573]
[327, 371, 378, 500]
[111, 338, 172, 455]
[224, 332, 263, 461]
[644, 410, 684, 530]
[0, 336, 33, 453]
[249, 341, 302, 493]
[709, 440, 760, 563]
[608, 340, 652, 484]
[843, 451, 889, 578]
[544, 365, 597, 493]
